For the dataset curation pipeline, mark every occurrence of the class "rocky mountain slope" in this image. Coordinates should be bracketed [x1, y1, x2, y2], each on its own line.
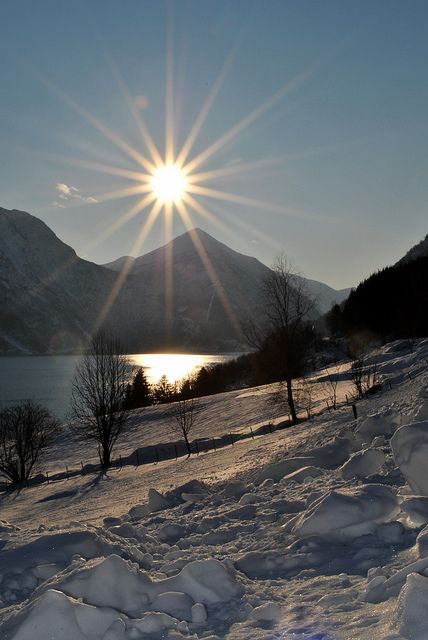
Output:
[0, 209, 150, 354]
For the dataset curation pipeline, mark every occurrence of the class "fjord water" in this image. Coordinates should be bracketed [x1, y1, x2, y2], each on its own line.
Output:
[0, 353, 236, 418]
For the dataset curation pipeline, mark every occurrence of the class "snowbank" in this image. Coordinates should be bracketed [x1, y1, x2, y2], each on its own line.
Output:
[293, 484, 400, 540]
[339, 447, 385, 479]
[391, 421, 428, 495]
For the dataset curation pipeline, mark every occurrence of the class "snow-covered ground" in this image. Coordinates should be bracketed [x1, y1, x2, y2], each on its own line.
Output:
[1, 338, 428, 639]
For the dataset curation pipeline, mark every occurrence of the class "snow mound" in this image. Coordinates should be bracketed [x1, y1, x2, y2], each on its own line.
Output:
[401, 497, 428, 526]
[364, 556, 428, 604]
[52, 554, 242, 616]
[151, 591, 194, 621]
[394, 573, 428, 640]
[280, 466, 324, 484]
[148, 488, 171, 512]
[306, 436, 353, 468]
[391, 421, 428, 495]
[0, 529, 136, 580]
[1, 589, 120, 640]
[356, 409, 401, 443]
[255, 457, 317, 484]
[293, 484, 399, 540]
[339, 447, 385, 479]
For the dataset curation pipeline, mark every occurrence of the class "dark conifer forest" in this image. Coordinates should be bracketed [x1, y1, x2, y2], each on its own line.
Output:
[342, 255, 428, 340]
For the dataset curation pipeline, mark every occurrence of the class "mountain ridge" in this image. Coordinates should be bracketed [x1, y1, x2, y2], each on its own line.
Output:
[102, 227, 351, 314]
[0, 207, 350, 355]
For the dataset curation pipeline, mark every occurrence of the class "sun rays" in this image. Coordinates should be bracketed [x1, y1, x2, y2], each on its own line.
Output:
[40, 20, 330, 338]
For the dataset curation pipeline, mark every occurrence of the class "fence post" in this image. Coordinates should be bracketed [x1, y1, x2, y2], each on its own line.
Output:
[212, 438, 216, 451]
[46, 471, 49, 485]
[352, 404, 358, 419]
[230, 432, 234, 446]
[250, 427, 254, 439]
[195, 441, 200, 456]
[66, 465, 69, 480]
[268, 423, 272, 433]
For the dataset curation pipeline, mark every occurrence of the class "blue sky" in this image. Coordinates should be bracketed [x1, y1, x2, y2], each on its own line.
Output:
[1, 0, 427, 288]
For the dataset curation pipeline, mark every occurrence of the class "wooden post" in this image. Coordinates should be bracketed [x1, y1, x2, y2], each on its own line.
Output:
[268, 423, 272, 433]
[212, 438, 216, 451]
[250, 427, 254, 439]
[352, 404, 358, 419]
[66, 465, 69, 480]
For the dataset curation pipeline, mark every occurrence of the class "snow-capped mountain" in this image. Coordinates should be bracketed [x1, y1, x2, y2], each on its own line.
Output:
[0, 208, 149, 355]
[104, 228, 350, 316]
[0, 208, 349, 355]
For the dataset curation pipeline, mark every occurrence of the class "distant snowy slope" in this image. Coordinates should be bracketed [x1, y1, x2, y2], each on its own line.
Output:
[103, 228, 350, 316]
[0, 208, 149, 354]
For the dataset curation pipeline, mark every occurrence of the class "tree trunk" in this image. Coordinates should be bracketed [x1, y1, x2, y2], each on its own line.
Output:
[101, 445, 111, 469]
[286, 378, 298, 424]
[184, 434, 191, 458]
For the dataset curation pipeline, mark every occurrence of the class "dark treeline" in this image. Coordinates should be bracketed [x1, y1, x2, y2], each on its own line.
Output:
[338, 255, 428, 340]
[124, 327, 320, 409]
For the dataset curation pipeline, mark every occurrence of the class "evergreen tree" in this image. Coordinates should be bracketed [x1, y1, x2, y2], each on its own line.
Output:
[125, 367, 152, 409]
[153, 374, 176, 404]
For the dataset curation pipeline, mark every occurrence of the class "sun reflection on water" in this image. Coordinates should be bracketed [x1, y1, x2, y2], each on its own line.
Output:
[128, 353, 230, 385]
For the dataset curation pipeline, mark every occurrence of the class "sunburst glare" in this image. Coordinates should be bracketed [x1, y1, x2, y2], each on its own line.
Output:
[151, 164, 187, 204]
[40, 22, 328, 337]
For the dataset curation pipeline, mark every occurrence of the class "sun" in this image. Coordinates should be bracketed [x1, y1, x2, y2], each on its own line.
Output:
[151, 164, 187, 204]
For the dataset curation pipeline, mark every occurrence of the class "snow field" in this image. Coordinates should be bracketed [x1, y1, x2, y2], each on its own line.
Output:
[1, 339, 428, 638]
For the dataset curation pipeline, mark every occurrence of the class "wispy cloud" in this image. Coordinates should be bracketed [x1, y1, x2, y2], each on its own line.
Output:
[53, 182, 98, 207]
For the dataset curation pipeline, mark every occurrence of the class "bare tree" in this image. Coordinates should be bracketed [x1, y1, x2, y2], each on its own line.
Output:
[171, 397, 202, 457]
[323, 364, 341, 409]
[351, 356, 381, 399]
[0, 400, 59, 484]
[70, 332, 131, 468]
[261, 255, 314, 423]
